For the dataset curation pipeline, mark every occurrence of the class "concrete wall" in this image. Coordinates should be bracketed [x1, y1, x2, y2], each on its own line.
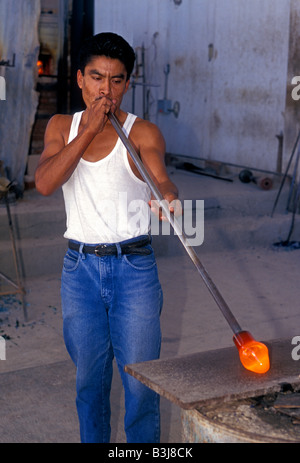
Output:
[94, 0, 291, 172]
[0, 0, 40, 188]
[284, 0, 300, 179]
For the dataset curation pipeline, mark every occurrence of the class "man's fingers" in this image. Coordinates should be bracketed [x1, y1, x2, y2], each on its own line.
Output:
[149, 198, 182, 220]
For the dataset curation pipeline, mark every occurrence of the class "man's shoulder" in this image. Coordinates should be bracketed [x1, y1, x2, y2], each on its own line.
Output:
[130, 115, 165, 150]
[48, 113, 73, 126]
[45, 113, 73, 137]
[132, 116, 161, 136]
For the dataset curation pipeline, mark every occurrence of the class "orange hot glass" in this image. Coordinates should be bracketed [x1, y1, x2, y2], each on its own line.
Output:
[233, 331, 270, 374]
[37, 60, 43, 75]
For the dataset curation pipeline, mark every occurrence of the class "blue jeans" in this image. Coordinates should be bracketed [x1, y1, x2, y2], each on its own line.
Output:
[61, 235, 163, 443]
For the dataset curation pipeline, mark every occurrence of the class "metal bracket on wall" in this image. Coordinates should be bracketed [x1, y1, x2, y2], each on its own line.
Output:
[131, 44, 160, 120]
[157, 99, 180, 118]
[157, 64, 180, 118]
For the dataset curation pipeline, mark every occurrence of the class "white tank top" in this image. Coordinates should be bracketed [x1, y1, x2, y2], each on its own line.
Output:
[62, 111, 151, 244]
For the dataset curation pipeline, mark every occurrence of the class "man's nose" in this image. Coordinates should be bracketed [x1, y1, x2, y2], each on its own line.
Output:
[99, 79, 111, 96]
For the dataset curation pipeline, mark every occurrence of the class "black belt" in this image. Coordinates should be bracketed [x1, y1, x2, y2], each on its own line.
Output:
[68, 236, 151, 257]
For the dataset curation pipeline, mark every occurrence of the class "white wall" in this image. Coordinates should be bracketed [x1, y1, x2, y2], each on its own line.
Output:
[94, 0, 290, 172]
[0, 0, 40, 187]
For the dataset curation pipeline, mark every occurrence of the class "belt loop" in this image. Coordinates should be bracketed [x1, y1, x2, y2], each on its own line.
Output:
[115, 242, 122, 258]
[79, 243, 86, 260]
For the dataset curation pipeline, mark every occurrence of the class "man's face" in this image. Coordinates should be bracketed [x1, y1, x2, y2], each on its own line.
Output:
[77, 55, 130, 109]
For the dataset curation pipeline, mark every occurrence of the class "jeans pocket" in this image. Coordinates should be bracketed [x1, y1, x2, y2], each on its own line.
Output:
[123, 246, 156, 271]
[63, 249, 81, 272]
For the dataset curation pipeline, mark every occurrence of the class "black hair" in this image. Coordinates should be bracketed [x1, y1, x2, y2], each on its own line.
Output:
[78, 32, 136, 80]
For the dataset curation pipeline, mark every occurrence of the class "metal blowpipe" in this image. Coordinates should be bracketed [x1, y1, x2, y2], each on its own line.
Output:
[108, 111, 270, 374]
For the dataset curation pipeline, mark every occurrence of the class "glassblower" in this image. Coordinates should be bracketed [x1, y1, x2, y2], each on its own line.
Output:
[108, 111, 270, 374]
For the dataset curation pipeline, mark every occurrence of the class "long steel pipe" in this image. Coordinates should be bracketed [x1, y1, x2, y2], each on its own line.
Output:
[108, 111, 242, 335]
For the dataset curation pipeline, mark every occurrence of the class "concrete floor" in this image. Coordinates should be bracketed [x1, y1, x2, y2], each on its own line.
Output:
[0, 168, 300, 443]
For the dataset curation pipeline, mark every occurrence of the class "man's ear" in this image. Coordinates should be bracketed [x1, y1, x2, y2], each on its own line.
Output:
[77, 69, 83, 89]
[124, 78, 130, 94]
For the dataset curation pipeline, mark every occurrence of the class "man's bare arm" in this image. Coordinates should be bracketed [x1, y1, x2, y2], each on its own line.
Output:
[35, 97, 116, 196]
[138, 122, 178, 195]
[135, 121, 180, 217]
[35, 115, 98, 196]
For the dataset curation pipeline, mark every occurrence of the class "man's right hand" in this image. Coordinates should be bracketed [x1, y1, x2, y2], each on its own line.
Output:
[85, 96, 117, 135]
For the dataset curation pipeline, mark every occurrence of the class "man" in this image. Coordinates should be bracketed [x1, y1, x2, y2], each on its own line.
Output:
[35, 32, 178, 443]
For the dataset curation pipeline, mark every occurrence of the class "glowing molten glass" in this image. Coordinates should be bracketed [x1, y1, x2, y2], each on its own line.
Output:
[37, 60, 43, 75]
[233, 331, 270, 374]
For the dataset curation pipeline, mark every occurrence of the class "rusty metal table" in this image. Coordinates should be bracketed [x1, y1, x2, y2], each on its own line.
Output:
[125, 338, 300, 442]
